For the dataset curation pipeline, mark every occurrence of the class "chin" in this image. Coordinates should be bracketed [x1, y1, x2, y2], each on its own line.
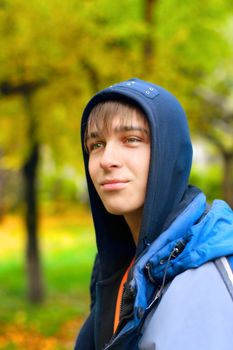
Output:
[102, 203, 126, 215]
[104, 203, 140, 216]
[105, 207, 125, 215]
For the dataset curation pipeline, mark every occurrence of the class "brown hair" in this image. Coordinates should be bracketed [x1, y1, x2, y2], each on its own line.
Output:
[84, 100, 147, 152]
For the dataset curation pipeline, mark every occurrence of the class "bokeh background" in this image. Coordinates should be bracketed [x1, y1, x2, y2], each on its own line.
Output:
[0, 0, 233, 349]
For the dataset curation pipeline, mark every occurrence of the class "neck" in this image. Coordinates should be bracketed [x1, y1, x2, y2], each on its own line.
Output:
[124, 208, 143, 245]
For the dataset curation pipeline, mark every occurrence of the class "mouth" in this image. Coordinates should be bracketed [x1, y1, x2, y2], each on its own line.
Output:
[100, 179, 129, 190]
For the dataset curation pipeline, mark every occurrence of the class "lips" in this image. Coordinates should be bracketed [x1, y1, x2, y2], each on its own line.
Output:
[100, 179, 129, 190]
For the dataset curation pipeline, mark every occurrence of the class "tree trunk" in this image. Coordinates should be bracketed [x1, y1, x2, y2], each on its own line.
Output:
[0, 81, 44, 302]
[22, 93, 44, 302]
[81, 59, 100, 93]
[143, 0, 158, 76]
[222, 152, 233, 209]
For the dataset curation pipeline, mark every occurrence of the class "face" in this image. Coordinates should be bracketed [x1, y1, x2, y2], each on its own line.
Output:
[86, 113, 150, 219]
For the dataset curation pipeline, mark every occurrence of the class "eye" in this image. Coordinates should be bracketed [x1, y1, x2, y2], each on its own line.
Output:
[88, 141, 105, 153]
[125, 137, 141, 144]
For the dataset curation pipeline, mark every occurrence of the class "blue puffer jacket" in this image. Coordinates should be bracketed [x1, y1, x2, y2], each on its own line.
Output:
[75, 78, 233, 350]
[103, 193, 233, 349]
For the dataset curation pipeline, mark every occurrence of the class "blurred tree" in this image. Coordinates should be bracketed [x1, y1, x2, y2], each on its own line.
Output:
[177, 13, 233, 207]
[146, 0, 233, 205]
[143, 0, 158, 76]
[0, 0, 85, 302]
[0, 0, 145, 302]
[0, 82, 44, 302]
[195, 62, 233, 207]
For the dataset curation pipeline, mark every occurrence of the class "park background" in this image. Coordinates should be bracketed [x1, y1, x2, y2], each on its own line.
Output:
[0, 0, 233, 349]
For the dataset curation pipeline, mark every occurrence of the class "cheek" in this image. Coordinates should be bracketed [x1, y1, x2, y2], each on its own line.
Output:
[140, 158, 150, 194]
[137, 149, 150, 182]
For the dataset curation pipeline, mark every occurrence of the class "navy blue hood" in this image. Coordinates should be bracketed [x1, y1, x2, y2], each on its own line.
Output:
[81, 78, 200, 279]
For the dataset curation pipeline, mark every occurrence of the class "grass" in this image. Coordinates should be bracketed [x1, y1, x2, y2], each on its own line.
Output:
[0, 208, 96, 350]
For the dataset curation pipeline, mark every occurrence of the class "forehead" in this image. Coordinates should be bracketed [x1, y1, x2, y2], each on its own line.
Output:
[85, 100, 149, 137]
[88, 113, 149, 136]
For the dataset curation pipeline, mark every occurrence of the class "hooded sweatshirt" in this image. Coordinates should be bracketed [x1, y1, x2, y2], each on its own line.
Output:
[75, 78, 233, 350]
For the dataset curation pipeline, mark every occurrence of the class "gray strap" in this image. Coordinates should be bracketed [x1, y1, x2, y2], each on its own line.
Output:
[214, 257, 233, 302]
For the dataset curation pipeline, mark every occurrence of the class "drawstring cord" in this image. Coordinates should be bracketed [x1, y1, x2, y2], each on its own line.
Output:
[146, 240, 185, 310]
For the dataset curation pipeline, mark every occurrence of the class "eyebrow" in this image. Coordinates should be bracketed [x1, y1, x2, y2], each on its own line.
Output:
[86, 126, 149, 140]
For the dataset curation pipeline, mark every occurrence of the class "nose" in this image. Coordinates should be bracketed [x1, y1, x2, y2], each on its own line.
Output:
[100, 142, 122, 170]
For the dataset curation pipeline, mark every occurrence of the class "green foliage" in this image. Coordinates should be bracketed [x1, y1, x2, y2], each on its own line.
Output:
[38, 166, 87, 205]
[0, 0, 232, 165]
[190, 163, 222, 202]
[0, 0, 232, 206]
[0, 0, 145, 170]
[0, 215, 96, 347]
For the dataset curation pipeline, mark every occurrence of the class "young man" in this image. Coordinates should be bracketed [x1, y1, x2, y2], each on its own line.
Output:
[75, 78, 233, 350]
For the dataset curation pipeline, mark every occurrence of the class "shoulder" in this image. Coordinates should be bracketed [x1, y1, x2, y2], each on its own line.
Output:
[139, 259, 233, 350]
